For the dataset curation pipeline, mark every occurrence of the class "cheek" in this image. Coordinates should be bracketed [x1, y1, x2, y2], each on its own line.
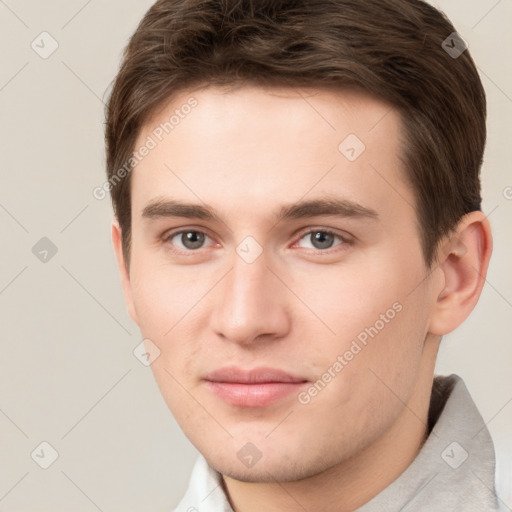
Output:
[296, 253, 432, 386]
[293, 256, 424, 346]
[129, 263, 205, 416]
[128, 253, 224, 391]
[129, 249, 205, 335]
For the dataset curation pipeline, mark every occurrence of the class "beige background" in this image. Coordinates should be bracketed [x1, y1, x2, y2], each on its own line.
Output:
[0, 0, 510, 510]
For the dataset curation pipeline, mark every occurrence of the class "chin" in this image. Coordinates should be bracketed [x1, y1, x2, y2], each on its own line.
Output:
[205, 445, 339, 484]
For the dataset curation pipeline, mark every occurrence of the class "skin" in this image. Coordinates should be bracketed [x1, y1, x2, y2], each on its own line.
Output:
[112, 85, 492, 512]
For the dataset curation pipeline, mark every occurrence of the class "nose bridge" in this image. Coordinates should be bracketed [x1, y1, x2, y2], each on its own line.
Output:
[229, 250, 271, 306]
[211, 245, 290, 344]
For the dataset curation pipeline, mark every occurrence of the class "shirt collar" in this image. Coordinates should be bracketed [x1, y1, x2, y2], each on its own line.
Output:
[357, 374, 499, 511]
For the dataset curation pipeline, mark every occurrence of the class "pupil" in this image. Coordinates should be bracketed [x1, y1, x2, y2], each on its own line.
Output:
[312, 231, 334, 249]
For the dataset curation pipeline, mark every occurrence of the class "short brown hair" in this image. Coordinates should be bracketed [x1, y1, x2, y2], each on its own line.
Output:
[105, 0, 486, 268]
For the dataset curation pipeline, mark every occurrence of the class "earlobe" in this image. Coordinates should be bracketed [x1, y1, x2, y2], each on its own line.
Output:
[429, 211, 493, 336]
[111, 218, 139, 326]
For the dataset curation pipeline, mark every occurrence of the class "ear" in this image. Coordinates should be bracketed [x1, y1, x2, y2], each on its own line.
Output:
[429, 211, 493, 336]
[111, 218, 139, 326]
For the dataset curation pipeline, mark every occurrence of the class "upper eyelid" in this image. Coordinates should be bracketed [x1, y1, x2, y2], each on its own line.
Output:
[163, 227, 215, 243]
[294, 226, 351, 240]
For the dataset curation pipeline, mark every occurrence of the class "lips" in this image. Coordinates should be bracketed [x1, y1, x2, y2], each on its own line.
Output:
[203, 366, 309, 407]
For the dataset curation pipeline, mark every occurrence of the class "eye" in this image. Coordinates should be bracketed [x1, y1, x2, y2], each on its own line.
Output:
[295, 229, 348, 251]
[163, 227, 350, 255]
[166, 230, 213, 251]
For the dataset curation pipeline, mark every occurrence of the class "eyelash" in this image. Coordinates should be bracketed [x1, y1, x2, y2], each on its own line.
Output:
[162, 227, 352, 256]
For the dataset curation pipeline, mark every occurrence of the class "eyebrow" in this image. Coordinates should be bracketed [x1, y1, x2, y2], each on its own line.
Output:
[141, 197, 378, 225]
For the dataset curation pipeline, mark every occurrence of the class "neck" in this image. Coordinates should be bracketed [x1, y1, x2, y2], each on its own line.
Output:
[222, 339, 439, 512]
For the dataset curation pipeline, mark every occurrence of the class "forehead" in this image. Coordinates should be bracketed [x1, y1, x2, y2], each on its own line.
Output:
[130, 85, 413, 226]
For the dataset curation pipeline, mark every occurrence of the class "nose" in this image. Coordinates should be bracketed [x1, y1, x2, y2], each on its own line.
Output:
[210, 249, 292, 346]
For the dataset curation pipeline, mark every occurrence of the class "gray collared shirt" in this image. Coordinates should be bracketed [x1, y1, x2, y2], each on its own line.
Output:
[174, 374, 504, 511]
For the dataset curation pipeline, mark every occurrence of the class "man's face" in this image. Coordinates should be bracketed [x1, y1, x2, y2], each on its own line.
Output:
[117, 85, 441, 482]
